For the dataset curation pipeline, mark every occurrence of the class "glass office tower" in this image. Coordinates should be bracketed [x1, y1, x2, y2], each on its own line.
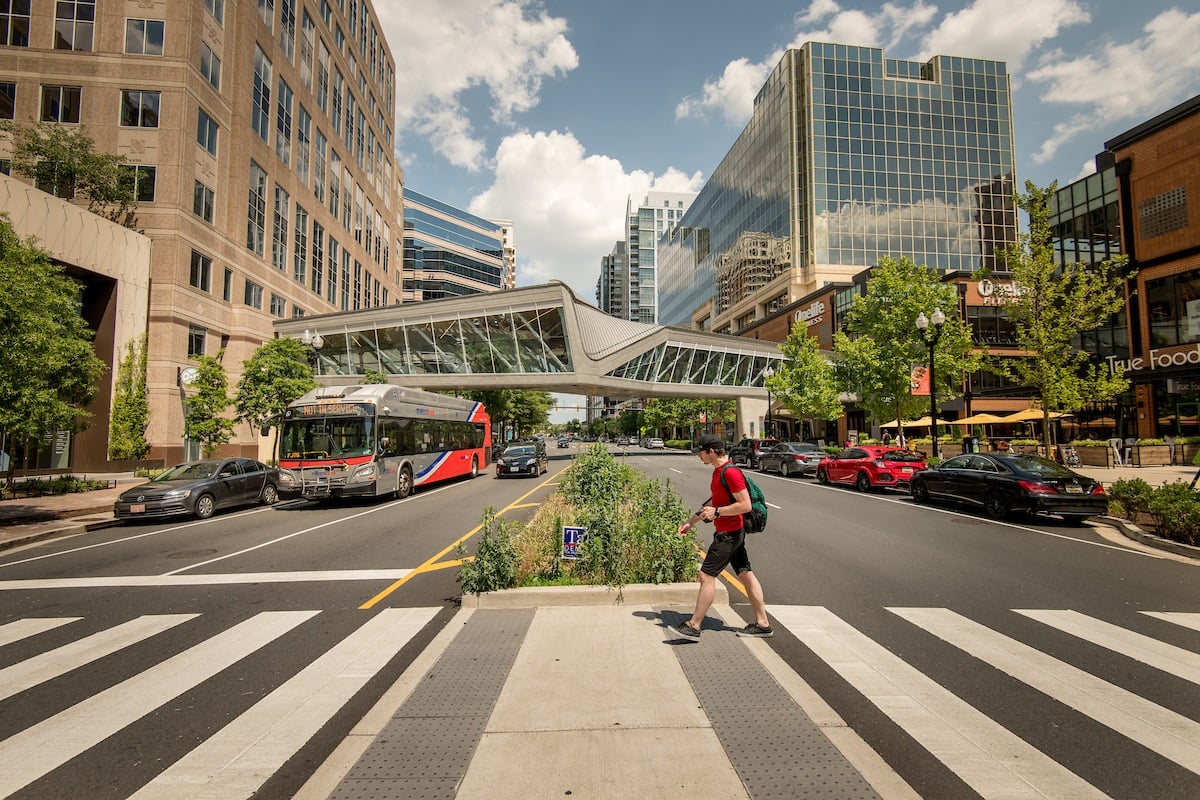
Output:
[658, 43, 1018, 332]
[402, 189, 505, 300]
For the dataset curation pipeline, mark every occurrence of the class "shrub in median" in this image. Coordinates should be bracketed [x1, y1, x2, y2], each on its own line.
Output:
[1108, 478, 1153, 520]
[1146, 482, 1200, 546]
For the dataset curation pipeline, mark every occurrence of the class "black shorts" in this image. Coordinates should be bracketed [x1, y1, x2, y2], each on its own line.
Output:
[700, 529, 752, 577]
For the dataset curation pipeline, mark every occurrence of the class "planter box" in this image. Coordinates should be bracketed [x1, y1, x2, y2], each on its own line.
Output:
[1132, 445, 1172, 467]
[1175, 443, 1200, 466]
[1074, 446, 1113, 467]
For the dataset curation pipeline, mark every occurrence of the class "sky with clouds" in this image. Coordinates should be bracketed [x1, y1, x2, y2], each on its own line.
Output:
[375, 0, 1200, 418]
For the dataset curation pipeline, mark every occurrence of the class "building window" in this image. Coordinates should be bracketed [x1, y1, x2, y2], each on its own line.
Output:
[270, 293, 285, 317]
[200, 43, 221, 90]
[120, 164, 156, 202]
[189, 250, 212, 292]
[292, 306, 305, 318]
[311, 219, 324, 294]
[295, 105, 311, 186]
[1, 1, 30, 47]
[275, 77, 292, 165]
[222, 267, 232, 301]
[204, 0, 223, 26]
[125, 19, 164, 55]
[0, 82, 14, 120]
[197, 108, 219, 156]
[41, 85, 81, 123]
[299, 10, 314, 90]
[272, 185, 289, 270]
[279, 0, 295, 62]
[293, 203, 308, 284]
[313, 128, 326, 202]
[120, 90, 160, 128]
[193, 179, 214, 223]
[326, 235, 338, 303]
[257, 0, 274, 30]
[247, 160, 267, 256]
[244, 279, 263, 309]
[1139, 186, 1188, 240]
[188, 324, 207, 357]
[252, 46, 272, 141]
[316, 41, 329, 114]
[54, 1, 94, 51]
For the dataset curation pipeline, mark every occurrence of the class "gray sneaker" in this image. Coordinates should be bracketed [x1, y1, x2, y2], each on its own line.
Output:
[668, 620, 702, 640]
[736, 622, 774, 638]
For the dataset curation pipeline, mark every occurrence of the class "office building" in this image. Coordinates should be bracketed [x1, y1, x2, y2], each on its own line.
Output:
[0, 0, 401, 467]
[625, 191, 694, 323]
[596, 240, 627, 317]
[658, 43, 1018, 333]
[400, 188, 506, 301]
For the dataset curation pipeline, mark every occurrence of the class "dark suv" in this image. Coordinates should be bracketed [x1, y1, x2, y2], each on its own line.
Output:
[729, 437, 779, 468]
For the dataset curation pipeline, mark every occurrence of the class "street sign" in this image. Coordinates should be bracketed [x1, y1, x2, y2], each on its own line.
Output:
[562, 526, 587, 560]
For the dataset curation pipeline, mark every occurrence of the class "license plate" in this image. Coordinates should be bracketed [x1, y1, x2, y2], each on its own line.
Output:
[901, 467, 913, 473]
[130, 503, 146, 513]
[1065, 485, 1083, 494]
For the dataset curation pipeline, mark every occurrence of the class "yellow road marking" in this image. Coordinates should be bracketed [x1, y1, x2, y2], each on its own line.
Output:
[358, 475, 557, 609]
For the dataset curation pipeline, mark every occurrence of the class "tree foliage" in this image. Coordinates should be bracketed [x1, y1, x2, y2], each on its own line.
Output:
[0, 215, 105, 466]
[641, 397, 734, 438]
[771, 324, 843, 423]
[464, 389, 555, 439]
[996, 181, 1131, 451]
[109, 333, 149, 461]
[361, 369, 389, 384]
[833, 256, 980, 435]
[234, 337, 317, 439]
[184, 354, 235, 457]
[0, 122, 138, 228]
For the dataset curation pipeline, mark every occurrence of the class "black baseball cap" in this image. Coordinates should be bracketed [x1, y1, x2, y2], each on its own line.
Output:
[697, 433, 723, 450]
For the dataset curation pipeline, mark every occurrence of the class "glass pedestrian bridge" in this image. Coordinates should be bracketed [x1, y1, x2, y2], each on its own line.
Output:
[273, 281, 782, 399]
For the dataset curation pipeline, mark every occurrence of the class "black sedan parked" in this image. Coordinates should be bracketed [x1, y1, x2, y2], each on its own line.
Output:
[908, 452, 1108, 524]
[494, 443, 548, 478]
[114, 458, 281, 520]
[757, 442, 822, 477]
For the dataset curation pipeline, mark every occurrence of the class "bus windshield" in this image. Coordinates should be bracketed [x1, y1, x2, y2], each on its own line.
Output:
[280, 417, 374, 459]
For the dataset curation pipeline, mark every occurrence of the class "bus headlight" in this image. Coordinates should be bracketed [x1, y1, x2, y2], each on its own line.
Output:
[352, 464, 377, 481]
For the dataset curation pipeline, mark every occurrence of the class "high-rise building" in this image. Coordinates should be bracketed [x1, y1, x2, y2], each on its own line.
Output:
[626, 191, 694, 323]
[493, 218, 517, 289]
[0, 0, 401, 466]
[658, 43, 1018, 333]
[596, 240, 627, 317]
[400, 189, 506, 301]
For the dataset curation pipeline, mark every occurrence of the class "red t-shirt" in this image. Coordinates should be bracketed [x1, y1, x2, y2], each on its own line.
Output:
[710, 462, 746, 533]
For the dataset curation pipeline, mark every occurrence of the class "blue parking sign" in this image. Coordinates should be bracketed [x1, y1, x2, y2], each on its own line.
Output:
[562, 526, 587, 559]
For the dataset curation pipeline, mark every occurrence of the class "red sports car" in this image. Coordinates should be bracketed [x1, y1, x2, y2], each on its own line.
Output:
[816, 445, 927, 492]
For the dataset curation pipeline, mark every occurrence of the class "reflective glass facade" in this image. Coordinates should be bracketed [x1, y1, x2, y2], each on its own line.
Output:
[659, 44, 1018, 329]
[402, 188, 504, 301]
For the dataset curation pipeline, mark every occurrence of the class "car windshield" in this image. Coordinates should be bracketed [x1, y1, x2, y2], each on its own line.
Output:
[504, 446, 535, 457]
[881, 451, 924, 462]
[1006, 455, 1075, 476]
[154, 462, 218, 481]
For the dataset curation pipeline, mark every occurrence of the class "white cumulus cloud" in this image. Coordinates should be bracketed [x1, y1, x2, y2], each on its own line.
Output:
[468, 130, 704, 297]
[917, 0, 1089, 72]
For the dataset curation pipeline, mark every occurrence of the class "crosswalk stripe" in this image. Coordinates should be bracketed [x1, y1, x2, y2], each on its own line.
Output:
[769, 605, 1109, 800]
[127, 606, 440, 800]
[1017, 609, 1200, 685]
[0, 614, 198, 702]
[1143, 611, 1200, 633]
[890, 607, 1200, 776]
[0, 617, 81, 647]
[0, 610, 318, 797]
[0, 569, 411, 591]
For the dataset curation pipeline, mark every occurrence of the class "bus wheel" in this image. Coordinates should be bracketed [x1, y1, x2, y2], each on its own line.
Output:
[470, 456, 479, 478]
[397, 466, 413, 499]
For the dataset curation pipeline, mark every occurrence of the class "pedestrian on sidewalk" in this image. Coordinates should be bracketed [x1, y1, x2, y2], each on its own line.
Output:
[670, 433, 772, 640]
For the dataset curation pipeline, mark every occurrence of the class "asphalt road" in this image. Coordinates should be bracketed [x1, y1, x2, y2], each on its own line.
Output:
[2, 443, 1198, 799]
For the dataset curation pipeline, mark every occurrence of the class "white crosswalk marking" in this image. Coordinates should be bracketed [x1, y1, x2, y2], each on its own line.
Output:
[0, 616, 80, 647]
[1017, 609, 1200, 685]
[0, 610, 318, 797]
[128, 606, 440, 800]
[890, 607, 1200, 776]
[0, 614, 198, 702]
[768, 605, 1110, 800]
[1143, 611, 1200, 633]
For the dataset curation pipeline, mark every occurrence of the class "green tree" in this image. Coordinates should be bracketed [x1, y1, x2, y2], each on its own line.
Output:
[0, 215, 105, 475]
[997, 181, 1131, 453]
[833, 256, 980, 440]
[361, 369, 389, 384]
[771, 323, 843, 429]
[184, 354, 235, 457]
[0, 122, 138, 228]
[464, 389, 554, 440]
[109, 333, 149, 460]
[234, 338, 317, 460]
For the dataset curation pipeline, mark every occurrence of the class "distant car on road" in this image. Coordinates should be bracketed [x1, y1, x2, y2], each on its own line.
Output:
[909, 452, 1108, 524]
[557, 437, 570, 448]
[729, 437, 779, 469]
[114, 458, 280, 520]
[645, 437, 665, 449]
[757, 442, 822, 477]
[816, 446, 926, 492]
[495, 442, 548, 478]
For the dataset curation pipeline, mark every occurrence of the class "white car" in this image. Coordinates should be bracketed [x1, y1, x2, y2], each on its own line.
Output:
[646, 437, 665, 449]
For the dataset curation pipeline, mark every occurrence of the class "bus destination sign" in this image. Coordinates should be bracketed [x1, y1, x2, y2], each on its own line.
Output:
[289, 402, 373, 417]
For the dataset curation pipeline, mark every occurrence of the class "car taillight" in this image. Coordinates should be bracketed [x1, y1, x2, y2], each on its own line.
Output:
[873, 459, 886, 468]
[1090, 484, 1106, 495]
[793, 454, 807, 462]
[1018, 479, 1059, 495]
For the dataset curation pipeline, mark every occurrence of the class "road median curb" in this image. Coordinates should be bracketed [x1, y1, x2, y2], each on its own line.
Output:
[459, 581, 723, 608]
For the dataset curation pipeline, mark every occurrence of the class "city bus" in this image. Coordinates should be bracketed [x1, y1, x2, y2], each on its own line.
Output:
[276, 384, 490, 500]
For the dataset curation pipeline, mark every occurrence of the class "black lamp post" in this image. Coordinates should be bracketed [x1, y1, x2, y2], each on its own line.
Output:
[915, 308, 946, 458]
[301, 329, 324, 374]
[763, 365, 775, 438]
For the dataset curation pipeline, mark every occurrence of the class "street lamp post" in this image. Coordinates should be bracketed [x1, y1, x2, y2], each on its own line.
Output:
[915, 308, 946, 458]
[301, 329, 325, 374]
[763, 365, 775, 439]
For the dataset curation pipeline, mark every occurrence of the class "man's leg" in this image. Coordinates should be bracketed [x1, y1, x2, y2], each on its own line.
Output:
[739, 569, 769, 628]
[689, 570, 718, 629]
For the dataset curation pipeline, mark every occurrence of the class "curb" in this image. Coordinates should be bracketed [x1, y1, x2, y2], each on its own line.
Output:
[1100, 515, 1200, 560]
[0, 515, 120, 553]
[459, 581, 723, 608]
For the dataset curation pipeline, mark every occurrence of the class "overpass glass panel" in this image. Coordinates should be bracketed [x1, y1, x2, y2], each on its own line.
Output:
[605, 343, 777, 387]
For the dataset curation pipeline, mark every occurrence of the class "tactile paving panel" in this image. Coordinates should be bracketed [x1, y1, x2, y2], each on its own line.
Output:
[330, 609, 534, 800]
[669, 618, 881, 800]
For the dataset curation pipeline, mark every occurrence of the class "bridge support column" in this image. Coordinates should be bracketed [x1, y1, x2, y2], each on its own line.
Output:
[735, 395, 769, 440]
